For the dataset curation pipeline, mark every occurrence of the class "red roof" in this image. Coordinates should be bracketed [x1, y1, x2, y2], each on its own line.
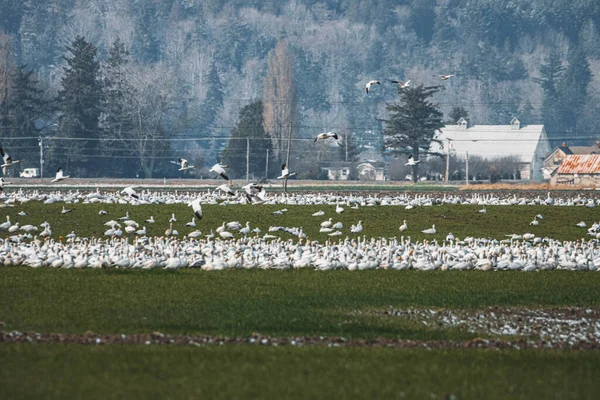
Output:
[556, 154, 600, 174]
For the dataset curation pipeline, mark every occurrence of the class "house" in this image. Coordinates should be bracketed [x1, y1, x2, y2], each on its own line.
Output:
[550, 154, 600, 185]
[320, 161, 353, 180]
[357, 161, 386, 181]
[542, 142, 600, 181]
[432, 118, 551, 181]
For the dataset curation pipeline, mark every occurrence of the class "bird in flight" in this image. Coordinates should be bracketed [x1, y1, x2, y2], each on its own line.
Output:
[172, 158, 195, 171]
[188, 198, 203, 221]
[391, 79, 411, 88]
[121, 186, 139, 199]
[365, 80, 380, 93]
[210, 162, 229, 181]
[438, 75, 454, 80]
[51, 167, 70, 183]
[277, 164, 296, 180]
[314, 131, 339, 142]
[405, 154, 421, 166]
[0, 147, 20, 175]
[242, 182, 267, 204]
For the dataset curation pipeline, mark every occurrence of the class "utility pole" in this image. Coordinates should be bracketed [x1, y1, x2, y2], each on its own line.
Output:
[284, 121, 292, 192]
[265, 149, 269, 178]
[465, 151, 469, 186]
[246, 136, 250, 181]
[444, 140, 451, 184]
[345, 133, 348, 162]
[38, 138, 44, 179]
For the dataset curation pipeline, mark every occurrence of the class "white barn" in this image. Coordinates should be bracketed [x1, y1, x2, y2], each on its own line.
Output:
[431, 118, 551, 181]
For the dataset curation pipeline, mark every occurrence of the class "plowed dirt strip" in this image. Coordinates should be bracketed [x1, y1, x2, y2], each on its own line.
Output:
[2, 330, 600, 350]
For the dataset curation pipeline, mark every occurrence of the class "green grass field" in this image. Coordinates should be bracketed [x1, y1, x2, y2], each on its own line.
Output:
[2, 344, 599, 400]
[3, 202, 600, 399]
[2, 202, 600, 241]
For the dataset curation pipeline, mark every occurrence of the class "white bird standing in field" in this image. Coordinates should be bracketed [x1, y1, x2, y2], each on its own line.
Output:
[399, 220, 408, 232]
[172, 158, 195, 171]
[210, 162, 229, 181]
[314, 131, 339, 142]
[51, 167, 70, 183]
[530, 218, 539, 226]
[405, 154, 421, 166]
[391, 79, 411, 88]
[365, 80, 380, 93]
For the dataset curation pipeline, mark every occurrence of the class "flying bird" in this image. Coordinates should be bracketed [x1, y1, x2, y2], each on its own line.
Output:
[216, 184, 236, 196]
[277, 164, 296, 180]
[314, 131, 339, 142]
[51, 167, 70, 183]
[390, 79, 411, 88]
[121, 186, 139, 199]
[210, 162, 229, 181]
[242, 182, 267, 203]
[439, 75, 454, 80]
[405, 154, 421, 166]
[188, 198, 203, 221]
[171, 158, 195, 171]
[365, 80, 380, 93]
[0, 147, 20, 172]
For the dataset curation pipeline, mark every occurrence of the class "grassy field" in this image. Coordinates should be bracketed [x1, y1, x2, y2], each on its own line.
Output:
[2, 202, 600, 241]
[1, 343, 599, 400]
[2, 268, 599, 338]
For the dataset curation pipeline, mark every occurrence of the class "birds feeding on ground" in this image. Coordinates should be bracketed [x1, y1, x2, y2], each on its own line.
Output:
[210, 163, 229, 181]
[172, 158, 195, 171]
[314, 131, 339, 142]
[365, 80, 380, 93]
[405, 154, 421, 166]
[391, 79, 411, 88]
[51, 167, 70, 183]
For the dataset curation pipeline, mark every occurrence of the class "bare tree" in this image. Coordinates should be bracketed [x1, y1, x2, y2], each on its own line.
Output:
[0, 32, 15, 112]
[262, 40, 296, 163]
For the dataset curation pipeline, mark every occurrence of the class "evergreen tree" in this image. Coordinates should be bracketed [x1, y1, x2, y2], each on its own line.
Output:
[448, 106, 468, 123]
[381, 84, 445, 182]
[535, 50, 565, 142]
[221, 101, 273, 179]
[557, 46, 591, 141]
[201, 61, 224, 157]
[53, 36, 103, 176]
[338, 132, 360, 162]
[3, 64, 47, 166]
[100, 38, 136, 177]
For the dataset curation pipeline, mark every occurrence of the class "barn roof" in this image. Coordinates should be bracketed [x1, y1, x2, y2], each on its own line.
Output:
[556, 154, 600, 174]
[431, 122, 548, 163]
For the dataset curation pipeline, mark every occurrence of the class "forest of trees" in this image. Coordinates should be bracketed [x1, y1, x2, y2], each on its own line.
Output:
[0, 0, 599, 178]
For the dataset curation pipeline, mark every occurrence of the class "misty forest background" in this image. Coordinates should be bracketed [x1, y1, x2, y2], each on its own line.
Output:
[1, 0, 600, 180]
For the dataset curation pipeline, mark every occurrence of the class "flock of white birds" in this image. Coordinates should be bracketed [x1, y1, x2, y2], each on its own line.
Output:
[2, 186, 600, 271]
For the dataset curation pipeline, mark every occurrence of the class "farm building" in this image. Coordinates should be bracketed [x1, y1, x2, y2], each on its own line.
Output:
[432, 118, 551, 181]
[357, 161, 386, 181]
[320, 162, 353, 180]
[542, 142, 600, 180]
[550, 154, 600, 185]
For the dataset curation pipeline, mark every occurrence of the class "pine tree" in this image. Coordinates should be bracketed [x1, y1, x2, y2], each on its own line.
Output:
[535, 50, 565, 142]
[382, 84, 445, 182]
[557, 46, 591, 141]
[201, 61, 224, 157]
[221, 101, 273, 179]
[448, 106, 468, 123]
[3, 64, 47, 166]
[53, 36, 103, 176]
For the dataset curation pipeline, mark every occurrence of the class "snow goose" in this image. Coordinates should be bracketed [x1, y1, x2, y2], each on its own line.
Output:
[0, 216, 11, 230]
[51, 167, 70, 183]
[210, 163, 229, 181]
[98, 209, 108, 215]
[405, 154, 421, 166]
[576, 221, 587, 228]
[61, 206, 72, 214]
[277, 164, 296, 180]
[365, 80, 380, 93]
[312, 210, 325, 216]
[169, 213, 177, 223]
[438, 75, 454, 80]
[145, 216, 155, 224]
[240, 222, 251, 236]
[121, 186, 139, 199]
[217, 184, 236, 196]
[350, 221, 363, 233]
[335, 201, 344, 214]
[242, 183, 266, 203]
[314, 131, 339, 142]
[0, 177, 10, 192]
[390, 79, 411, 88]
[185, 217, 196, 227]
[530, 218, 539, 226]
[321, 218, 333, 228]
[172, 158, 195, 171]
[399, 220, 408, 232]
[188, 199, 202, 221]
[421, 224, 436, 234]
[0, 146, 20, 171]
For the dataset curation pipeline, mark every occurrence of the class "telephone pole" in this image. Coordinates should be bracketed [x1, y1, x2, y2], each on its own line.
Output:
[465, 151, 469, 186]
[265, 149, 269, 178]
[246, 136, 250, 181]
[284, 121, 292, 192]
[444, 140, 451, 184]
[38, 138, 44, 178]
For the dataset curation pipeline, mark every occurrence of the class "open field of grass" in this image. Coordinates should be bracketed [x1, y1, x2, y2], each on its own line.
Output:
[2, 202, 600, 241]
[2, 268, 599, 338]
[1, 343, 599, 400]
